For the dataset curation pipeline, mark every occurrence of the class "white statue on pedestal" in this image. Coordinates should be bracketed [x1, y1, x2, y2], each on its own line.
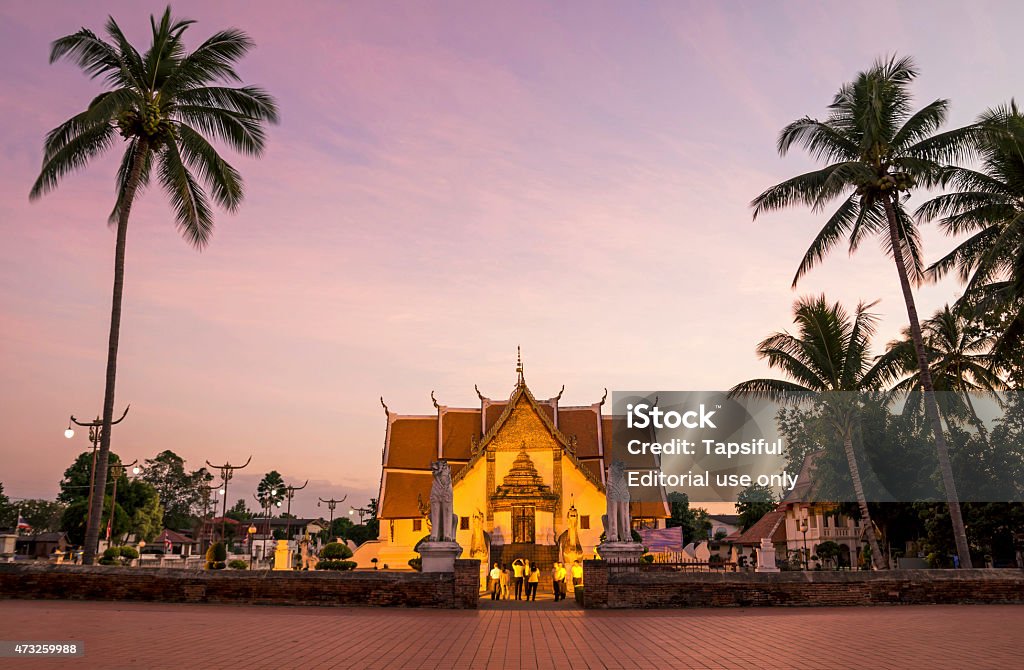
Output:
[429, 460, 456, 542]
[755, 537, 779, 573]
[602, 459, 633, 543]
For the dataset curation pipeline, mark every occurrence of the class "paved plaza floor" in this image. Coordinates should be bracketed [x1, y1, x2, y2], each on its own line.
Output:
[2, 599, 1021, 669]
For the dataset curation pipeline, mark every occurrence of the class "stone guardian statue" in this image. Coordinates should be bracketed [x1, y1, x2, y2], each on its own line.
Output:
[602, 459, 633, 543]
[429, 460, 456, 542]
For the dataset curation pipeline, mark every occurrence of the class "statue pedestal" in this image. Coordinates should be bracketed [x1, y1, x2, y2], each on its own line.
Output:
[418, 541, 463, 573]
[755, 538, 779, 573]
[273, 539, 292, 571]
[597, 542, 644, 564]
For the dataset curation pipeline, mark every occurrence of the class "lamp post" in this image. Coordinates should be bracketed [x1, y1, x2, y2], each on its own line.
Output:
[206, 456, 252, 542]
[318, 496, 346, 542]
[65, 405, 129, 559]
[350, 505, 372, 525]
[799, 514, 809, 570]
[200, 483, 225, 551]
[247, 524, 256, 569]
[254, 490, 282, 566]
[282, 480, 308, 545]
[105, 459, 139, 546]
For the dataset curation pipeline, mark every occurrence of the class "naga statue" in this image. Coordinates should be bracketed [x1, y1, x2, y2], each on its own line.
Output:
[557, 504, 584, 566]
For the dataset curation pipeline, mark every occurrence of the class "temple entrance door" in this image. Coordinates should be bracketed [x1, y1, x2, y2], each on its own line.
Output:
[512, 505, 535, 544]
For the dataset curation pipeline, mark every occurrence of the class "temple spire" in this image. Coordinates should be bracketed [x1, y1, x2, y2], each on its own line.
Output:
[516, 346, 524, 384]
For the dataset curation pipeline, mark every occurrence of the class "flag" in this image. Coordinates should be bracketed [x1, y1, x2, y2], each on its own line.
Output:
[16, 515, 31, 531]
[164, 537, 173, 552]
[106, 516, 112, 541]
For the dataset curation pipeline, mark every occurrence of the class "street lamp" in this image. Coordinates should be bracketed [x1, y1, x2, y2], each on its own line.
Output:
[247, 524, 257, 569]
[318, 496, 347, 542]
[799, 513, 809, 570]
[66, 405, 129, 561]
[350, 505, 372, 525]
[106, 459, 138, 546]
[282, 480, 308, 545]
[206, 455, 252, 542]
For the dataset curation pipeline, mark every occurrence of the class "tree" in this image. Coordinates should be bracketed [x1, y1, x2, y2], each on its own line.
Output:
[920, 102, 1024, 370]
[15, 500, 67, 533]
[225, 498, 252, 522]
[0, 483, 11, 529]
[30, 8, 278, 563]
[665, 491, 712, 544]
[751, 56, 978, 566]
[736, 484, 777, 532]
[141, 450, 212, 529]
[815, 540, 842, 569]
[256, 471, 285, 511]
[59, 451, 123, 504]
[885, 305, 1005, 438]
[730, 296, 900, 568]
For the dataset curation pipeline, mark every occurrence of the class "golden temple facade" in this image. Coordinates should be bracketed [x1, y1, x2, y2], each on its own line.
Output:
[353, 362, 669, 570]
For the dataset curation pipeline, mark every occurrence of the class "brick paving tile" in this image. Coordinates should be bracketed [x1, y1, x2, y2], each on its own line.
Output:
[0, 600, 1021, 669]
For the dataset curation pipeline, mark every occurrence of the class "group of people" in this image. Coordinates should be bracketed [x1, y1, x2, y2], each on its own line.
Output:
[489, 558, 583, 602]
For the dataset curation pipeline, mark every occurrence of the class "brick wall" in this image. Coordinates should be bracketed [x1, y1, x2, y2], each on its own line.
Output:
[0, 561, 481, 610]
[581, 562, 1024, 609]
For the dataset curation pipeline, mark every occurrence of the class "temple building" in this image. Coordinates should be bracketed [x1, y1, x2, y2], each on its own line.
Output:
[353, 360, 669, 570]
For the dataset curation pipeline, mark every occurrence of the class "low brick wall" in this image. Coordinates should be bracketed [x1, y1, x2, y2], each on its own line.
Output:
[581, 560, 1024, 609]
[0, 559, 480, 609]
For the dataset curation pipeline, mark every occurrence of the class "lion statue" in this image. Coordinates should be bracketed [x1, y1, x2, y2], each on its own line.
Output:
[429, 460, 456, 542]
[602, 459, 633, 543]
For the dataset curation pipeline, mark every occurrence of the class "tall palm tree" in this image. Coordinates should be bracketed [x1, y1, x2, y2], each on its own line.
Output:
[730, 295, 899, 569]
[29, 8, 278, 564]
[919, 102, 1024, 368]
[751, 56, 977, 566]
[884, 305, 1006, 438]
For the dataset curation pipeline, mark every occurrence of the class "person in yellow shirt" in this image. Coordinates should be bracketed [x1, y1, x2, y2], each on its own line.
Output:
[527, 560, 540, 601]
[571, 560, 583, 588]
[512, 558, 525, 600]
[553, 562, 567, 601]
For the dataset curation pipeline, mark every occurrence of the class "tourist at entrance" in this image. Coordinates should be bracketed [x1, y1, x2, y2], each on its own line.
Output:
[571, 560, 583, 587]
[512, 558, 525, 600]
[490, 563, 501, 600]
[553, 562, 567, 601]
[527, 561, 540, 600]
[500, 564, 511, 599]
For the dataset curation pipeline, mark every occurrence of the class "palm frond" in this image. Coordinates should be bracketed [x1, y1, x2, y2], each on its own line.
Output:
[158, 136, 214, 248]
[30, 123, 117, 199]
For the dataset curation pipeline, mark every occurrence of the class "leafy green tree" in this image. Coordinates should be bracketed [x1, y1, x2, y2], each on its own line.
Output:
[0, 483, 12, 528]
[736, 484, 777, 532]
[256, 471, 285, 511]
[120, 480, 163, 543]
[665, 491, 712, 544]
[225, 498, 253, 522]
[920, 102, 1024, 368]
[885, 305, 1006, 437]
[15, 500, 67, 533]
[751, 56, 978, 566]
[141, 450, 211, 529]
[730, 296, 900, 568]
[30, 8, 277, 564]
[815, 540, 842, 569]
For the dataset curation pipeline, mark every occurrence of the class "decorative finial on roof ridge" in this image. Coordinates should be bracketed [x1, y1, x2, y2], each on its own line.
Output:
[380, 396, 389, 416]
[553, 384, 564, 402]
[475, 384, 486, 402]
[599, 388, 608, 406]
[431, 390, 440, 409]
[516, 345, 524, 384]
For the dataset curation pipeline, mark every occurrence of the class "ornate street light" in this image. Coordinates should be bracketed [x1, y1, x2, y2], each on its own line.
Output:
[66, 405, 129, 560]
[318, 496, 347, 542]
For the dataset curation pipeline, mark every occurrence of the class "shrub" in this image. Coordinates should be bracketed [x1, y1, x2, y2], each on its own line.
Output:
[228, 559, 249, 570]
[641, 554, 655, 564]
[315, 560, 357, 571]
[408, 557, 422, 571]
[319, 542, 353, 560]
[205, 541, 227, 570]
[99, 546, 139, 565]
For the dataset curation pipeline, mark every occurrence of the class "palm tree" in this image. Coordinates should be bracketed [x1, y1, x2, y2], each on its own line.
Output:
[29, 8, 278, 564]
[751, 56, 977, 567]
[884, 305, 1005, 438]
[919, 102, 1024, 369]
[729, 295, 899, 569]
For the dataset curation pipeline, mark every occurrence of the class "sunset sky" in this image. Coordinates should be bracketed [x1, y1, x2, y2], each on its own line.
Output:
[1, 1, 1019, 517]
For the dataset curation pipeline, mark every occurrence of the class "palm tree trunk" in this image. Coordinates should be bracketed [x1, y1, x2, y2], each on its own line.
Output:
[841, 424, 887, 569]
[883, 197, 973, 569]
[82, 139, 148, 565]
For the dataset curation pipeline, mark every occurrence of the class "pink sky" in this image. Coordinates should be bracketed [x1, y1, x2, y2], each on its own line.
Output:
[0, 1, 1019, 517]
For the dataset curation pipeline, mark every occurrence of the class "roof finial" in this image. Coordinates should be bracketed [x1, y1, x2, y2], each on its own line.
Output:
[516, 345, 524, 384]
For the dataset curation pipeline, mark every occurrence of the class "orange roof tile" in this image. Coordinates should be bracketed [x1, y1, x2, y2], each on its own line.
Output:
[559, 407, 600, 457]
[441, 410, 480, 461]
[379, 471, 433, 518]
[385, 417, 437, 470]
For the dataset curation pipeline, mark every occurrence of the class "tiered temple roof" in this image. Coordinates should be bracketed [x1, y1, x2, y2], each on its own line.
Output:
[376, 369, 668, 521]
